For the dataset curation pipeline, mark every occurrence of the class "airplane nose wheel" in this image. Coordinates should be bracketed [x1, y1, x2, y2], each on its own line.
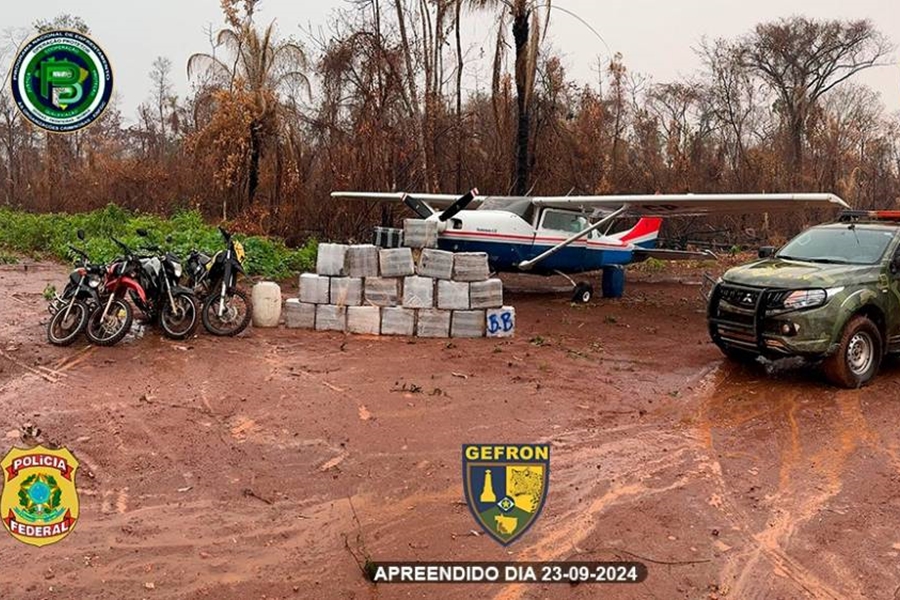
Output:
[572, 282, 594, 304]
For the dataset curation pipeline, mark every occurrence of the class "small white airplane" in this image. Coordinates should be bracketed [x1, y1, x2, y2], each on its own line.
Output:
[331, 190, 849, 302]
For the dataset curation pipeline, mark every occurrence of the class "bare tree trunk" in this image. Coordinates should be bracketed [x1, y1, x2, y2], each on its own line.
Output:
[393, 0, 430, 189]
[455, 0, 464, 192]
[248, 123, 261, 205]
[512, 7, 530, 196]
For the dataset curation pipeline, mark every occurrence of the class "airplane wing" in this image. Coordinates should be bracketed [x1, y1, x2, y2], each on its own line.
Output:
[530, 193, 850, 215]
[332, 192, 849, 216]
[330, 191, 483, 210]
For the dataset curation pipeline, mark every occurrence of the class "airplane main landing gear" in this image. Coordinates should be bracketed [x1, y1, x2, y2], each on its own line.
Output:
[572, 282, 594, 304]
[555, 270, 595, 304]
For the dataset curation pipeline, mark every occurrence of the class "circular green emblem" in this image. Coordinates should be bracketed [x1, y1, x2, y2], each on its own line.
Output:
[10, 30, 113, 133]
[15, 473, 65, 523]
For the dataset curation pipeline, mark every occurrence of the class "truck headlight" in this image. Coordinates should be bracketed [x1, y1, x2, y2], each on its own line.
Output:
[783, 289, 827, 310]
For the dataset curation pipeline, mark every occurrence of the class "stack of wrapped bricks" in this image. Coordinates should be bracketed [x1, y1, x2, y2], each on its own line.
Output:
[284, 220, 515, 338]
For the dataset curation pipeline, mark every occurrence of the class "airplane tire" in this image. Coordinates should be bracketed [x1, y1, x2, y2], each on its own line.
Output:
[572, 282, 593, 304]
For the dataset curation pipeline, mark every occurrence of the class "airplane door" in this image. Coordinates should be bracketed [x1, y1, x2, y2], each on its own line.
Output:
[536, 209, 588, 270]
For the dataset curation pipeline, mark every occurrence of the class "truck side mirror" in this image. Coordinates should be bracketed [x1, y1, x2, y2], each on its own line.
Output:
[758, 246, 776, 259]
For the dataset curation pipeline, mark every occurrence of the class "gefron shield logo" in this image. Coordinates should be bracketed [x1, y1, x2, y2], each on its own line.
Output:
[1, 445, 80, 547]
[463, 444, 549, 545]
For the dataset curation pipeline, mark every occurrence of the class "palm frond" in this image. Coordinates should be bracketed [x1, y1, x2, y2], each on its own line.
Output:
[187, 53, 233, 81]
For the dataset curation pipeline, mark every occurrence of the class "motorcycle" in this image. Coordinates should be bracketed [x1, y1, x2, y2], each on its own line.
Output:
[47, 230, 105, 346]
[185, 227, 252, 337]
[133, 230, 200, 340]
[85, 238, 140, 346]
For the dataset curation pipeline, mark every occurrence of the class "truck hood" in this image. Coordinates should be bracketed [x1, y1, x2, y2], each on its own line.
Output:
[723, 258, 878, 289]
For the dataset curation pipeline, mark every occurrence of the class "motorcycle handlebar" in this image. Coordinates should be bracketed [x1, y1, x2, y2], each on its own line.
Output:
[68, 244, 89, 259]
[112, 237, 132, 255]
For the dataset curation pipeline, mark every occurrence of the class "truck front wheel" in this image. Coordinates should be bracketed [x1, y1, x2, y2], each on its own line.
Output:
[823, 315, 883, 388]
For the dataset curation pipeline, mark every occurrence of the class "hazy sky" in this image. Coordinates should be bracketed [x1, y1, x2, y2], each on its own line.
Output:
[3, 0, 898, 122]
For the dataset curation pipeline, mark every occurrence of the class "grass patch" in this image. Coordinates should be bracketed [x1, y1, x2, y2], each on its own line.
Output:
[0, 205, 317, 280]
[0, 249, 18, 265]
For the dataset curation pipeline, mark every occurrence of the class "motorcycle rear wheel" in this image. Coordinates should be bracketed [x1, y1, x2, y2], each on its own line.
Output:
[47, 300, 89, 346]
[202, 288, 252, 337]
[160, 293, 200, 340]
[86, 299, 134, 347]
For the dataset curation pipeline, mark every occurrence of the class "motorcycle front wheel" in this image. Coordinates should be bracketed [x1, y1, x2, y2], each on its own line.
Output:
[47, 300, 89, 346]
[202, 288, 252, 337]
[160, 293, 199, 340]
[85, 299, 134, 347]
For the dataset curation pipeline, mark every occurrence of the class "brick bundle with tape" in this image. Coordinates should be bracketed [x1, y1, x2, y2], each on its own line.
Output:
[283, 221, 516, 338]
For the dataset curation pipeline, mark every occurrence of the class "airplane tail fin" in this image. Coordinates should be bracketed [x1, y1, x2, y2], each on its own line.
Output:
[613, 218, 663, 249]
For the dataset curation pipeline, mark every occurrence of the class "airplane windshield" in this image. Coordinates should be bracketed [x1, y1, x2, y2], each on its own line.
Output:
[478, 197, 533, 218]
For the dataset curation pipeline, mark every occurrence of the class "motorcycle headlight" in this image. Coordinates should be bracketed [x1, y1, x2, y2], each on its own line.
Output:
[88, 277, 101, 289]
[173, 264, 183, 278]
[782, 289, 827, 311]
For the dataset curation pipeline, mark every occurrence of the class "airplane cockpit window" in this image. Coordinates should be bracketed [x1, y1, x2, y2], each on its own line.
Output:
[541, 210, 589, 234]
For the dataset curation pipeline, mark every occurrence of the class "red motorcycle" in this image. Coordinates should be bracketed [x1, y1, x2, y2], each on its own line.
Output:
[84, 238, 143, 346]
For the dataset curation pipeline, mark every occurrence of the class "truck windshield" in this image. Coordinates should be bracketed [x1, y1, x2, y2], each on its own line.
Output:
[777, 226, 895, 265]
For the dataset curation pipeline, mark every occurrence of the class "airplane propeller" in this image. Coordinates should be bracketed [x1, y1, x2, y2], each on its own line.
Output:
[438, 188, 479, 222]
[402, 188, 479, 222]
[402, 194, 435, 219]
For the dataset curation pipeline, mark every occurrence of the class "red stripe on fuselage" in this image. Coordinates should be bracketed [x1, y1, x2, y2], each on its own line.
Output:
[442, 230, 628, 249]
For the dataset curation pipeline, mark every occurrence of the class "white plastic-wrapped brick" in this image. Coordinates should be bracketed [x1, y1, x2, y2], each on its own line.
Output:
[470, 279, 504, 309]
[382, 307, 416, 336]
[316, 305, 347, 332]
[299, 273, 330, 305]
[437, 280, 470, 310]
[417, 309, 451, 338]
[452, 252, 490, 282]
[451, 310, 486, 338]
[403, 219, 439, 249]
[417, 248, 454, 280]
[316, 244, 349, 276]
[284, 299, 316, 329]
[402, 276, 434, 309]
[347, 306, 381, 335]
[486, 306, 516, 338]
[330, 277, 364, 306]
[251, 282, 282, 328]
[364, 278, 401, 307]
[379, 248, 416, 278]
[345, 245, 380, 278]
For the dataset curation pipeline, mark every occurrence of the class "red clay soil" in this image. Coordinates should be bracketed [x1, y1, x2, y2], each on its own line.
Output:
[0, 261, 899, 600]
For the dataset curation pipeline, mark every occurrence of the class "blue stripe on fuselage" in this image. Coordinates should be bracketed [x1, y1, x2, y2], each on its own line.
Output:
[438, 238, 634, 274]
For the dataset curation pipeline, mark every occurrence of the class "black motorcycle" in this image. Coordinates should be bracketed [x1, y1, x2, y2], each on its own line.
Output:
[47, 230, 106, 346]
[128, 231, 200, 340]
[185, 227, 252, 337]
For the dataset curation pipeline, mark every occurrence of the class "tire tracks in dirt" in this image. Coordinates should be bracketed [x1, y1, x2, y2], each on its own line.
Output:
[693, 364, 888, 600]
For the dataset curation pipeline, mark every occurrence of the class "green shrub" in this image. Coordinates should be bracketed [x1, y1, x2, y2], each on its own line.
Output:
[0, 205, 316, 281]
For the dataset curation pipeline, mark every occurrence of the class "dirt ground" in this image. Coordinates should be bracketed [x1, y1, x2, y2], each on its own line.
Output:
[1, 260, 899, 600]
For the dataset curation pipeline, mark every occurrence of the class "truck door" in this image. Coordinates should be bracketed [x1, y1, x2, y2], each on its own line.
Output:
[888, 241, 900, 352]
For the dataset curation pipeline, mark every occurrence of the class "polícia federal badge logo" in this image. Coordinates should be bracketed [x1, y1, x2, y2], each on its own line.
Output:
[1, 445, 80, 547]
[463, 444, 549, 545]
[10, 30, 113, 133]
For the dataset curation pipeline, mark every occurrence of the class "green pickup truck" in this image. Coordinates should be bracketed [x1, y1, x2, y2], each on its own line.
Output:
[708, 211, 900, 388]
